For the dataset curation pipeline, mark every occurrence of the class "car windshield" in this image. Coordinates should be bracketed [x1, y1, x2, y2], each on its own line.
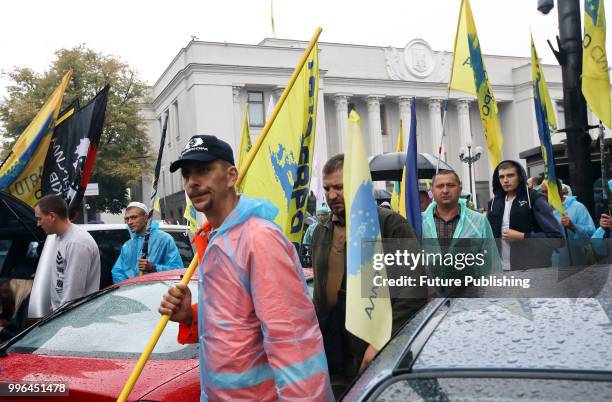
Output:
[411, 298, 612, 372]
[7, 281, 197, 360]
[374, 377, 612, 402]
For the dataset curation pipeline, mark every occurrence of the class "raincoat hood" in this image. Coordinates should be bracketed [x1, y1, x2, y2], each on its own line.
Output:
[491, 159, 530, 197]
[215, 194, 279, 237]
[490, 159, 535, 211]
[563, 195, 577, 209]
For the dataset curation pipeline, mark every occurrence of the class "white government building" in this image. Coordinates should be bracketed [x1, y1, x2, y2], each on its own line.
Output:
[133, 37, 610, 223]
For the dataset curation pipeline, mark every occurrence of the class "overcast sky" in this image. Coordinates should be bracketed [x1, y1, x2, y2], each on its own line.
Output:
[0, 0, 608, 99]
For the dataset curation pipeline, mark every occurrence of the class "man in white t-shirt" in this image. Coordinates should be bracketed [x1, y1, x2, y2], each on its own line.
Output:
[34, 195, 101, 311]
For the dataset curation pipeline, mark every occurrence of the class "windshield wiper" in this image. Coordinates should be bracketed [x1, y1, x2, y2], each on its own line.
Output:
[0, 286, 118, 357]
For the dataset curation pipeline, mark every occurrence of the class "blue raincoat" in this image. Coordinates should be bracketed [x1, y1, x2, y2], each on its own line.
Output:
[551, 196, 596, 267]
[422, 199, 501, 275]
[111, 220, 184, 283]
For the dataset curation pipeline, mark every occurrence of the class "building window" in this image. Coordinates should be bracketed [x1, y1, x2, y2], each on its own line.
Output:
[348, 102, 356, 115]
[172, 100, 180, 140]
[380, 103, 388, 135]
[556, 101, 565, 132]
[248, 91, 265, 127]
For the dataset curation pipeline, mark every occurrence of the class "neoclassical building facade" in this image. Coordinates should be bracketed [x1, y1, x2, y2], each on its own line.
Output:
[136, 37, 609, 221]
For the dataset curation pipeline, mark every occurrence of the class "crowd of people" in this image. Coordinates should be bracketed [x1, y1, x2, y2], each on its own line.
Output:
[14, 132, 611, 400]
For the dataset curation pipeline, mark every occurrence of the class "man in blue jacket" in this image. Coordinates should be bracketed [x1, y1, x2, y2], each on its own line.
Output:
[541, 180, 595, 267]
[112, 202, 183, 283]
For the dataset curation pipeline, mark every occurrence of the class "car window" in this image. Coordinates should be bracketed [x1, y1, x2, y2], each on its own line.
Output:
[166, 230, 194, 267]
[373, 377, 612, 402]
[8, 281, 198, 360]
[88, 230, 131, 289]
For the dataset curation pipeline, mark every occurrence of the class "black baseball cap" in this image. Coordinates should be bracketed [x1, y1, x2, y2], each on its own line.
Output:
[169, 135, 235, 173]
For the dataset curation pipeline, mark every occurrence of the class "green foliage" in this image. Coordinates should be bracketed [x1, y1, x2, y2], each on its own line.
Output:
[0, 45, 152, 213]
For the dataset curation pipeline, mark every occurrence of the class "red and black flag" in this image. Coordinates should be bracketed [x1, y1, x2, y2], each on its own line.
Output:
[42, 85, 109, 219]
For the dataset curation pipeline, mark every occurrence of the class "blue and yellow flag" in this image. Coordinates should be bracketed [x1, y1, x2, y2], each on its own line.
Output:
[238, 104, 252, 172]
[239, 43, 319, 249]
[0, 70, 72, 206]
[183, 192, 198, 233]
[390, 120, 404, 212]
[404, 99, 422, 238]
[532, 36, 564, 215]
[344, 110, 392, 351]
[450, 0, 503, 167]
[583, 0, 611, 128]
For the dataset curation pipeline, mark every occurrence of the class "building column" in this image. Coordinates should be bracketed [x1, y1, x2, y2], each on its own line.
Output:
[334, 93, 351, 152]
[457, 99, 476, 197]
[366, 95, 385, 157]
[428, 97, 444, 160]
[398, 96, 413, 151]
[232, 86, 243, 157]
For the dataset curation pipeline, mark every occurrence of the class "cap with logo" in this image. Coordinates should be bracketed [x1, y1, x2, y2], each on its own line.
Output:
[169, 135, 235, 173]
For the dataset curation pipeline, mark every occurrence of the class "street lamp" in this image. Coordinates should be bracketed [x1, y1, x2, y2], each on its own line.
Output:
[458, 145, 483, 198]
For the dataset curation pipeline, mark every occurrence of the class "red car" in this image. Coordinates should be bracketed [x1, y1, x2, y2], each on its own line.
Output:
[0, 268, 315, 401]
[0, 270, 200, 401]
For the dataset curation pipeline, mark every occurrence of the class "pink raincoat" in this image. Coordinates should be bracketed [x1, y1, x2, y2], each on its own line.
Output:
[178, 195, 332, 401]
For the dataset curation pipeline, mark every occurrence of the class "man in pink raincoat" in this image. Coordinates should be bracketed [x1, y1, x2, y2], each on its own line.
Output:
[159, 135, 333, 401]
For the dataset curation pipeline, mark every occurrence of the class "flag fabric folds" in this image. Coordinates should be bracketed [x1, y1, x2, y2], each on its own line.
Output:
[531, 37, 564, 215]
[450, 0, 503, 167]
[583, 0, 611, 128]
[344, 110, 392, 351]
[239, 43, 319, 249]
[183, 192, 198, 233]
[41, 85, 109, 218]
[0, 70, 73, 206]
[390, 120, 404, 212]
[237, 104, 252, 171]
[404, 99, 422, 238]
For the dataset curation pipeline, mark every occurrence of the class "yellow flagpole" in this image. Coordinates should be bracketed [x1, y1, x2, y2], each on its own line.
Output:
[117, 26, 323, 402]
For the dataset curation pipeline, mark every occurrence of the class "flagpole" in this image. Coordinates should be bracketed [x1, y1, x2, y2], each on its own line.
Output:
[435, 93, 451, 174]
[117, 27, 323, 402]
[598, 121, 611, 238]
[139, 112, 169, 275]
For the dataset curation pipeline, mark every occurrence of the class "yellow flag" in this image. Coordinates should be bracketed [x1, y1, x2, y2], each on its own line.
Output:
[583, 0, 611, 128]
[151, 176, 161, 213]
[183, 192, 198, 233]
[449, 0, 477, 95]
[238, 104, 252, 171]
[532, 35, 564, 215]
[0, 70, 72, 206]
[450, 0, 503, 167]
[390, 120, 404, 211]
[239, 43, 319, 248]
[344, 110, 392, 350]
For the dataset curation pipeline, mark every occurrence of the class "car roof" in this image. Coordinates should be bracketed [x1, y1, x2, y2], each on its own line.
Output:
[116, 268, 198, 285]
[411, 297, 612, 372]
[115, 267, 312, 285]
[81, 223, 190, 232]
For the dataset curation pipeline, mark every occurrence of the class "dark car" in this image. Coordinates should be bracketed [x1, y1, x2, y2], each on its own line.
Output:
[343, 275, 612, 401]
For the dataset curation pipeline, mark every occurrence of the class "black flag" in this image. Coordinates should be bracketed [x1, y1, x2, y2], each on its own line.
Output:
[42, 85, 109, 219]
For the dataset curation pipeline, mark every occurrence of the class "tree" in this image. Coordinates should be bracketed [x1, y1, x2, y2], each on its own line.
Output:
[0, 45, 152, 214]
